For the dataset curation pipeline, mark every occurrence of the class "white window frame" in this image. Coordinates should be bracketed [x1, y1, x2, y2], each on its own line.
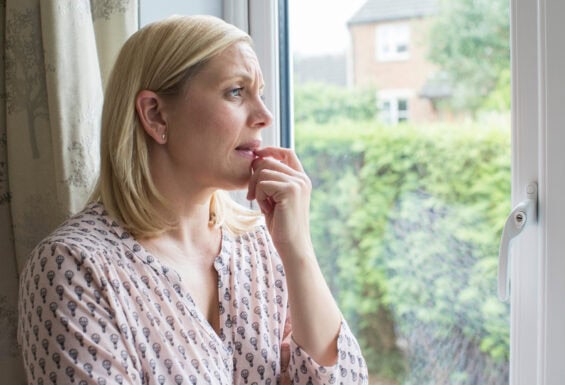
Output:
[512, 0, 565, 384]
[376, 23, 411, 62]
[224, 0, 284, 205]
[225, 0, 282, 149]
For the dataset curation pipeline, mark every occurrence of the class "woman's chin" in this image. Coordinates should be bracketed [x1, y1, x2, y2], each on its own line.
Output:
[220, 173, 251, 192]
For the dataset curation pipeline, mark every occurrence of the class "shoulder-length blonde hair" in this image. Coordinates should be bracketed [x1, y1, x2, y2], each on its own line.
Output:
[89, 15, 261, 238]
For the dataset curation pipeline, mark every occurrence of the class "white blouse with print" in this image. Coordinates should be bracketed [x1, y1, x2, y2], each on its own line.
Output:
[18, 203, 368, 385]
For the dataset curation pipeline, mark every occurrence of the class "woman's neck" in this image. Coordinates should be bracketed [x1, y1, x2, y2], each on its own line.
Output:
[141, 203, 222, 268]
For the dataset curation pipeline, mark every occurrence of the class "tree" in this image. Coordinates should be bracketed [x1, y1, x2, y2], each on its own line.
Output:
[428, 0, 510, 113]
[293, 83, 377, 124]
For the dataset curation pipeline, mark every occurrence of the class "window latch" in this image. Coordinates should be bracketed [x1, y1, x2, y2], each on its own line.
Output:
[498, 182, 538, 301]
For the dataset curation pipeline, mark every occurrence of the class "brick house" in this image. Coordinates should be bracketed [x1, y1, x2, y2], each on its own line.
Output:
[348, 0, 450, 124]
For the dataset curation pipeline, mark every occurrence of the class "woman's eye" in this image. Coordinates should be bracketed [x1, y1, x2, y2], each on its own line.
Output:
[229, 87, 243, 97]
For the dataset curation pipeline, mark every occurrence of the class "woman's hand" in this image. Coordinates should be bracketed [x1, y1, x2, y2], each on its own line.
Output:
[247, 147, 314, 260]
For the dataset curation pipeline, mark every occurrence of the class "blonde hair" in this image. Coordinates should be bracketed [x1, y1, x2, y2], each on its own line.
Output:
[90, 15, 261, 238]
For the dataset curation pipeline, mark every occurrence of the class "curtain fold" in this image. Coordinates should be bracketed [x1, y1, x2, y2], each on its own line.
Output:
[40, 0, 104, 232]
[1, 0, 137, 383]
[91, 0, 139, 88]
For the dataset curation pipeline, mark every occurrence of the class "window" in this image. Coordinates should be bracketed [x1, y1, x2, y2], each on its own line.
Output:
[378, 98, 409, 124]
[283, 0, 565, 383]
[270, 0, 565, 382]
[376, 23, 411, 61]
[397, 99, 409, 121]
[378, 90, 411, 124]
[291, 1, 514, 384]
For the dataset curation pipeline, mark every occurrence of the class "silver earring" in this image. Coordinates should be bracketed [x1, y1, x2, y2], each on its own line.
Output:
[161, 132, 167, 141]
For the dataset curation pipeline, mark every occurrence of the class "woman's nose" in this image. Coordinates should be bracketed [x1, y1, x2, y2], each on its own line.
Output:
[249, 98, 273, 129]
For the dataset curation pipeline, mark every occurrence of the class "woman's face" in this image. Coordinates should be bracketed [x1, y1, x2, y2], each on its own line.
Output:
[163, 41, 272, 192]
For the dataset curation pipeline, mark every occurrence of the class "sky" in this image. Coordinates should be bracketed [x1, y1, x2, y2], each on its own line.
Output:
[289, 0, 367, 57]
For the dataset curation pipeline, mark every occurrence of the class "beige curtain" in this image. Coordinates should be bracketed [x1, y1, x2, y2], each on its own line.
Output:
[0, 0, 137, 382]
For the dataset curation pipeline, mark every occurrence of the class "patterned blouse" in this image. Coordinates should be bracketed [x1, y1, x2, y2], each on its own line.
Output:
[18, 203, 368, 385]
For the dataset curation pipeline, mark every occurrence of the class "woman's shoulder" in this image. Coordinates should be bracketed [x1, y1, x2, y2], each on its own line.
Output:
[26, 202, 128, 267]
[44, 202, 121, 240]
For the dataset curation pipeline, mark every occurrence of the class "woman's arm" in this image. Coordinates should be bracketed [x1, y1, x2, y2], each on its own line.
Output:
[247, 147, 343, 365]
[248, 148, 368, 384]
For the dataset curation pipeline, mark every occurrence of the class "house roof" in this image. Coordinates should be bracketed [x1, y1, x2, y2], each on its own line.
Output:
[419, 81, 452, 99]
[419, 73, 453, 99]
[348, 0, 438, 25]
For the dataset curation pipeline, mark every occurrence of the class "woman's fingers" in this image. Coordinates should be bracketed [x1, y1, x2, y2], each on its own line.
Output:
[253, 180, 290, 214]
[247, 152, 310, 201]
[246, 146, 313, 255]
[253, 147, 305, 173]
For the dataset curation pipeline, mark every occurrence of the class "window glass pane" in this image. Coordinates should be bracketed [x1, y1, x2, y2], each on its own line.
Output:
[398, 99, 408, 111]
[379, 100, 393, 124]
[377, 24, 410, 60]
[291, 0, 511, 384]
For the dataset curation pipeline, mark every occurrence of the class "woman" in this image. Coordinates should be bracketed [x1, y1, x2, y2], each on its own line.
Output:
[18, 15, 368, 384]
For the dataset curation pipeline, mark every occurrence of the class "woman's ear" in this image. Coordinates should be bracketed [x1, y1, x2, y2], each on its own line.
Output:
[135, 90, 168, 144]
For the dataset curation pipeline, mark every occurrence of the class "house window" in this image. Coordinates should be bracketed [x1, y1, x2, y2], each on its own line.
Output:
[378, 92, 410, 124]
[397, 98, 409, 121]
[376, 23, 410, 61]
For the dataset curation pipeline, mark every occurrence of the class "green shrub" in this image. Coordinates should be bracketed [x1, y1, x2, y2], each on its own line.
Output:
[296, 120, 511, 384]
[293, 83, 377, 124]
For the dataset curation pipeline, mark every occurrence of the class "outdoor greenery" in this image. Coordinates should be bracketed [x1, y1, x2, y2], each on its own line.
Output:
[294, 82, 511, 384]
[292, 0, 512, 382]
[293, 83, 377, 124]
[427, 0, 511, 113]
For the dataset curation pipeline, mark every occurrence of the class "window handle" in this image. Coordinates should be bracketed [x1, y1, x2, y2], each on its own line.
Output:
[498, 182, 538, 301]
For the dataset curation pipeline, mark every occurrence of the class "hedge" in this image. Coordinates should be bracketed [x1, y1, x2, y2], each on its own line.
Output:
[296, 119, 511, 385]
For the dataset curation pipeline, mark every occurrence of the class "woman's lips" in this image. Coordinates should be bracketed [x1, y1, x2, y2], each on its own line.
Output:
[235, 140, 262, 159]
[235, 148, 257, 159]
